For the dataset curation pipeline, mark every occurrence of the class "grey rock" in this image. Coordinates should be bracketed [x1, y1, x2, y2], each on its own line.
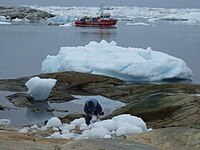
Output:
[61, 139, 158, 150]
[127, 127, 200, 150]
[0, 5, 55, 22]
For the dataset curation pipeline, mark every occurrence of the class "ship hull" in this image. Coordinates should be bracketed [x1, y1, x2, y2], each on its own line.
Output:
[75, 19, 117, 27]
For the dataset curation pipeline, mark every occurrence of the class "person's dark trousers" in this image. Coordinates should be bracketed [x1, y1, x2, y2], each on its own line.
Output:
[85, 114, 92, 125]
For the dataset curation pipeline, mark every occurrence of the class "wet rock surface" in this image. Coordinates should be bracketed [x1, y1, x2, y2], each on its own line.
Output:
[0, 5, 55, 22]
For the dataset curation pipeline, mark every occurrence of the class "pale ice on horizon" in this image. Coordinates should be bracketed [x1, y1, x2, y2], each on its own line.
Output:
[0, 6, 200, 27]
[41, 40, 193, 82]
[1, 6, 200, 25]
[35, 6, 200, 25]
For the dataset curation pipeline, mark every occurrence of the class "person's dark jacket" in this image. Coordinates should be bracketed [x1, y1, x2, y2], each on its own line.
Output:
[84, 99, 103, 115]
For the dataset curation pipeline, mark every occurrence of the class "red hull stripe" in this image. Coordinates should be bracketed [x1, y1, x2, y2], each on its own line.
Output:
[75, 20, 117, 27]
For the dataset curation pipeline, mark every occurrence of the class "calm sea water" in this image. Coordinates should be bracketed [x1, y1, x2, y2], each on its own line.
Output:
[0, 22, 200, 83]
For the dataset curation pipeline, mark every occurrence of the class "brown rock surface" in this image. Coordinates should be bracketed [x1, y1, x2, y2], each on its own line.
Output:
[126, 127, 200, 150]
[0, 129, 158, 150]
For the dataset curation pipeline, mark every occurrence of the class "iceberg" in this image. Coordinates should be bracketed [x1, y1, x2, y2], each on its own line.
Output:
[25, 76, 57, 101]
[41, 40, 192, 82]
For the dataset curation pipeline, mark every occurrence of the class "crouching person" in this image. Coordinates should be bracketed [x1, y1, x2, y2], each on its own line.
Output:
[84, 99, 104, 125]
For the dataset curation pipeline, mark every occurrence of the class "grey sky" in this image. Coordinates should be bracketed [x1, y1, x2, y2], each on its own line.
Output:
[1, 0, 200, 8]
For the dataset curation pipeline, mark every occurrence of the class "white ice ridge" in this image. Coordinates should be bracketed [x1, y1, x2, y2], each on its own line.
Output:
[33, 6, 200, 25]
[25, 76, 57, 101]
[41, 40, 192, 82]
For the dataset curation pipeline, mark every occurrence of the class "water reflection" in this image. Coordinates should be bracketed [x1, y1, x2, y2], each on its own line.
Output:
[76, 27, 117, 42]
[26, 101, 54, 125]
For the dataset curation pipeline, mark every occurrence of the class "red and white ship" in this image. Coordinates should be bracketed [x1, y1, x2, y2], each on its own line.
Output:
[75, 7, 117, 27]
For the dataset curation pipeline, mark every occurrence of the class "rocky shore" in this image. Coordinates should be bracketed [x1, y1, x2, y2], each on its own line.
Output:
[0, 71, 200, 149]
[0, 5, 55, 22]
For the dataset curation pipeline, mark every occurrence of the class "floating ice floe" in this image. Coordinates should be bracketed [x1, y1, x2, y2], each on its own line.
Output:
[18, 114, 149, 139]
[25, 76, 57, 101]
[126, 22, 151, 26]
[59, 23, 72, 27]
[0, 21, 11, 25]
[41, 40, 192, 82]
[0, 119, 11, 126]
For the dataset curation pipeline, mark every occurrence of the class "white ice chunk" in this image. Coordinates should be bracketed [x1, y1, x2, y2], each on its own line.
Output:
[61, 128, 70, 134]
[104, 134, 112, 138]
[80, 123, 89, 131]
[53, 127, 59, 131]
[25, 76, 57, 101]
[112, 114, 148, 132]
[76, 133, 89, 140]
[39, 126, 48, 131]
[50, 131, 61, 138]
[31, 124, 39, 129]
[62, 124, 76, 131]
[90, 116, 100, 124]
[60, 133, 77, 139]
[46, 117, 62, 127]
[83, 126, 110, 139]
[116, 123, 143, 136]
[70, 117, 85, 127]
[93, 119, 118, 132]
[18, 127, 29, 134]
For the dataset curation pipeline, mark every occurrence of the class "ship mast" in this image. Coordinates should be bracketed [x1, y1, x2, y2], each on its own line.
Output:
[100, 3, 103, 15]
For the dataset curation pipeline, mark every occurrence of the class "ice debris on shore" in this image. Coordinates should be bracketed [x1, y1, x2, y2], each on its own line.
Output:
[41, 40, 192, 82]
[25, 76, 57, 101]
[18, 114, 149, 139]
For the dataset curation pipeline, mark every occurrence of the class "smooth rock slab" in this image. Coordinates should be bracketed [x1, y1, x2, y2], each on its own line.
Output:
[126, 127, 200, 150]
